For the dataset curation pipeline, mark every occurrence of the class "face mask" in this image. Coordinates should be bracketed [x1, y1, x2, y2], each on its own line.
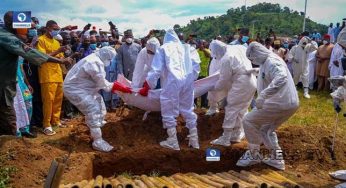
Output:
[241, 36, 249, 43]
[191, 44, 197, 49]
[50, 30, 59, 37]
[283, 43, 289, 49]
[35, 24, 41, 29]
[28, 29, 37, 37]
[101, 42, 109, 47]
[125, 38, 133, 44]
[90, 43, 97, 50]
[323, 40, 329, 45]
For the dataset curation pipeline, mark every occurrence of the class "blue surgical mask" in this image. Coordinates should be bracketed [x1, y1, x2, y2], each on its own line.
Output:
[283, 43, 289, 49]
[101, 42, 109, 47]
[35, 24, 41, 29]
[90, 43, 97, 50]
[50, 30, 59, 37]
[28, 29, 37, 37]
[241, 36, 249, 43]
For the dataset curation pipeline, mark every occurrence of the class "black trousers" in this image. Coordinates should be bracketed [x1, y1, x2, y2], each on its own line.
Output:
[194, 76, 208, 108]
[0, 84, 17, 135]
[23, 62, 43, 127]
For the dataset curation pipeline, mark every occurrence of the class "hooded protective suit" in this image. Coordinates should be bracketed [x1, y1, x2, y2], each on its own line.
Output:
[329, 28, 346, 78]
[237, 42, 299, 170]
[307, 41, 318, 89]
[288, 37, 311, 98]
[63, 47, 117, 152]
[206, 43, 228, 115]
[131, 37, 160, 88]
[145, 29, 201, 150]
[208, 40, 257, 146]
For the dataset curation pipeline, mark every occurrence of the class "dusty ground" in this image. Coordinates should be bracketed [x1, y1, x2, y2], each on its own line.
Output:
[1, 91, 346, 187]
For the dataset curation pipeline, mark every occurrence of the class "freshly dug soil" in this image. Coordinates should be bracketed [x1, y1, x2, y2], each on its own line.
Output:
[0, 107, 345, 187]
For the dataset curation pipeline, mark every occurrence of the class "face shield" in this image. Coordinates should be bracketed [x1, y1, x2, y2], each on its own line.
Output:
[96, 46, 117, 67]
[146, 37, 160, 55]
[209, 40, 227, 60]
[163, 29, 180, 44]
[246, 42, 271, 66]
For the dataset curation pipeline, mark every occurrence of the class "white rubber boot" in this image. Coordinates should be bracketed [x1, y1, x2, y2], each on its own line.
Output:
[303, 87, 310, 99]
[160, 127, 180, 150]
[210, 128, 232, 146]
[205, 107, 219, 116]
[230, 127, 245, 143]
[90, 128, 113, 152]
[187, 128, 200, 149]
[263, 149, 285, 170]
[236, 144, 262, 167]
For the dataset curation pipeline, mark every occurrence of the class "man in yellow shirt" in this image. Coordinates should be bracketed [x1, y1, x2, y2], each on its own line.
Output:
[37, 20, 68, 135]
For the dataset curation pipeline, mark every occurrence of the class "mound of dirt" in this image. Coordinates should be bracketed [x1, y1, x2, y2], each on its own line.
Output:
[1, 107, 345, 187]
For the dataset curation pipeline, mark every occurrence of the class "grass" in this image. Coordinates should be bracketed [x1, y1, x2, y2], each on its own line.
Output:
[0, 152, 17, 188]
[119, 171, 133, 179]
[149, 170, 161, 177]
[283, 89, 346, 133]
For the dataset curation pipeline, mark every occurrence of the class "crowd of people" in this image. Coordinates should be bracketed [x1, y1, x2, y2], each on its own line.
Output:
[1, 10, 346, 171]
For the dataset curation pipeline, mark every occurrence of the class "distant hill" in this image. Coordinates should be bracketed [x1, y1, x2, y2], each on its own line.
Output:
[174, 3, 328, 40]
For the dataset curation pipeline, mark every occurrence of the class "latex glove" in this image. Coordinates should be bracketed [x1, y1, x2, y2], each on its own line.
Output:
[112, 81, 132, 94]
[255, 97, 265, 109]
[139, 81, 150, 96]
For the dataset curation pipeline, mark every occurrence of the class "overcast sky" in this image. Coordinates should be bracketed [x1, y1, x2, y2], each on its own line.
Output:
[1, 0, 345, 37]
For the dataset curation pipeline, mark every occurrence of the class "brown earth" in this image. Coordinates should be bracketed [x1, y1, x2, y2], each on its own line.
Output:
[1, 107, 345, 187]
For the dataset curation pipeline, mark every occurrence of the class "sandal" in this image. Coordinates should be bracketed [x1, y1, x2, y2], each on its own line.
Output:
[53, 123, 68, 128]
[43, 128, 56, 136]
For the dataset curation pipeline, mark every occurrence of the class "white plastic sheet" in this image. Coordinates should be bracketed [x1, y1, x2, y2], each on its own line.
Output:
[115, 73, 220, 111]
[330, 170, 346, 181]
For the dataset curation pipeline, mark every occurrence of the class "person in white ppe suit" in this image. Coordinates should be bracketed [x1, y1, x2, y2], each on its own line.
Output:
[329, 27, 346, 84]
[64, 47, 122, 152]
[209, 40, 257, 146]
[138, 29, 201, 150]
[307, 41, 318, 90]
[205, 55, 227, 116]
[131, 37, 160, 88]
[288, 36, 311, 98]
[237, 42, 299, 170]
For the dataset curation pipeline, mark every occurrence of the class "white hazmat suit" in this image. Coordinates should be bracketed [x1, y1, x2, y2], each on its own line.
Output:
[237, 42, 299, 170]
[145, 29, 201, 150]
[288, 37, 311, 98]
[329, 27, 346, 90]
[205, 52, 228, 116]
[307, 41, 318, 90]
[131, 37, 160, 88]
[64, 47, 117, 152]
[208, 40, 257, 146]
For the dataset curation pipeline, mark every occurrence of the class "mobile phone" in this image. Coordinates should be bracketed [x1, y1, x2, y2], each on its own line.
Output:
[108, 21, 116, 29]
[71, 26, 78, 30]
[86, 23, 91, 30]
[79, 48, 85, 56]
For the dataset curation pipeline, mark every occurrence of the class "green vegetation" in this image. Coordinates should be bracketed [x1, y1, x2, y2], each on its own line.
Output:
[174, 3, 327, 40]
[0, 153, 17, 188]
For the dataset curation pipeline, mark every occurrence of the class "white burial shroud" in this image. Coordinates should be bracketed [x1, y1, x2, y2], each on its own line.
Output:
[115, 73, 224, 111]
